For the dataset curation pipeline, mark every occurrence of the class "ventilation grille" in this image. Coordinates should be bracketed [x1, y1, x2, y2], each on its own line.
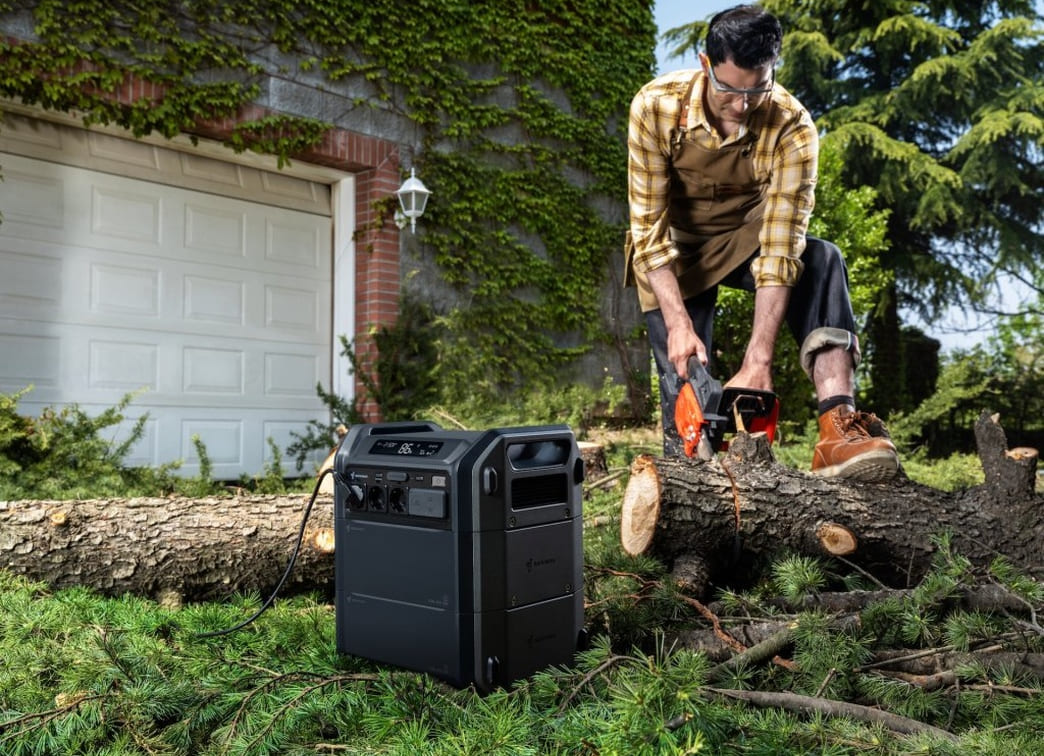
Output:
[511, 473, 568, 509]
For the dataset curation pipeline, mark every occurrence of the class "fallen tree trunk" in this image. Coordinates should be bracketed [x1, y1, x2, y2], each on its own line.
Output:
[0, 493, 334, 603]
[621, 411, 1041, 595]
[0, 438, 614, 602]
[2, 413, 1036, 604]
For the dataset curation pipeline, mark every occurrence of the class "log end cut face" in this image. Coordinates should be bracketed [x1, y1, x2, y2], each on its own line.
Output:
[621, 454, 662, 556]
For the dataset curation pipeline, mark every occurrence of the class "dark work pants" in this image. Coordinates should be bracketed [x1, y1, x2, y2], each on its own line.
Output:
[644, 236, 857, 455]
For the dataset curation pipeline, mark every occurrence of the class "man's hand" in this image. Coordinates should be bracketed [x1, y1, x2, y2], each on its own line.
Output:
[725, 363, 773, 393]
[667, 326, 707, 380]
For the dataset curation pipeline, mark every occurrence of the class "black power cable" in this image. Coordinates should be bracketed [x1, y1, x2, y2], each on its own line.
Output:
[196, 467, 335, 638]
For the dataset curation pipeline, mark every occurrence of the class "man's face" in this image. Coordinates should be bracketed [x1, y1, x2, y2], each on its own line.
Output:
[700, 52, 775, 129]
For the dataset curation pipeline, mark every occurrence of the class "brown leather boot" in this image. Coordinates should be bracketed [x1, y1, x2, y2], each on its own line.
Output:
[811, 406, 898, 481]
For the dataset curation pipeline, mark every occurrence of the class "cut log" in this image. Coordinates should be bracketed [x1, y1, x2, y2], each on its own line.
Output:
[620, 412, 1041, 596]
[2, 413, 1036, 604]
[0, 494, 334, 603]
[815, 522, 857, 556]
[578, 441, 607, 478]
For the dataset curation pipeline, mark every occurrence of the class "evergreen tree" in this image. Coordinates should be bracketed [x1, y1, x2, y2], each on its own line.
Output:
[774, 0, 1043, 414]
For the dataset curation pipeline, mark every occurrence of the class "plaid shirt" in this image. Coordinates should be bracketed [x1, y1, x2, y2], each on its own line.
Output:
[628, 69, 818, 288]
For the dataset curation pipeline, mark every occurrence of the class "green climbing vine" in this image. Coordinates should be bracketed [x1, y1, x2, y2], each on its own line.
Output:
[0, 0, 656, 406]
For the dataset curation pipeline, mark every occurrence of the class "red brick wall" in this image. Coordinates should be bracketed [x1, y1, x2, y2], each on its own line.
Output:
[346, 159, 402, 420]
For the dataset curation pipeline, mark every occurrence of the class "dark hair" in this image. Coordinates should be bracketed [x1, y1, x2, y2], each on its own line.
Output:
[705, 5, 782, 69]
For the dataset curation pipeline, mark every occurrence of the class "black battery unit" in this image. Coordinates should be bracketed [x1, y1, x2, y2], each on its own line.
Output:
[332, 421, 585, 692]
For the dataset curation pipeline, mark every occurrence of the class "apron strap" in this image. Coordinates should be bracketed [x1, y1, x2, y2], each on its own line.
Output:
[677, 72, 701, 130]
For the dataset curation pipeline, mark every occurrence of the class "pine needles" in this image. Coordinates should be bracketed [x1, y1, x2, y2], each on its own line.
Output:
[2, 500, 1043, 754]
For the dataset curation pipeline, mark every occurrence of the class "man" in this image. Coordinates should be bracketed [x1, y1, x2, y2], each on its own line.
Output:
[626, 4, 898, 480]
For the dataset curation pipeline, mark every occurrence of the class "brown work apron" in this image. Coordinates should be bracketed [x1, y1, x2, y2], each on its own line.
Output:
[629, 74, 769, 312]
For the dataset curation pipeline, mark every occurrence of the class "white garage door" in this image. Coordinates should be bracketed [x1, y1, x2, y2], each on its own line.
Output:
[0, 114, 336, 479]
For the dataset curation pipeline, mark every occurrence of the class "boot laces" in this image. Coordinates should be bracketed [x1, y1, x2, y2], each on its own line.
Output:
[837, 411, 871, 439]
[851, 410, 889, 438]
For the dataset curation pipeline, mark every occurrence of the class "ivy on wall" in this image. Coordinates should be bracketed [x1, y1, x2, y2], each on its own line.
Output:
[0, 0, 657, 404]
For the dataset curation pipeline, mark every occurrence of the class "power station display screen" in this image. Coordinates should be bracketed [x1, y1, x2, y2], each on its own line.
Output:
[369, 438, 445, 457]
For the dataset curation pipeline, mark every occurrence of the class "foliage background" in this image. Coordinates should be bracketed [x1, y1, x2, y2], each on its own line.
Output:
[0, 0, 918, 440]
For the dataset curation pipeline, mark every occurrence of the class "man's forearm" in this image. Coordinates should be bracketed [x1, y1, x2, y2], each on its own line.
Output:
[646, 266, 707, 376]
[728, 285, 790, 391]
[646, 266, 688, 330]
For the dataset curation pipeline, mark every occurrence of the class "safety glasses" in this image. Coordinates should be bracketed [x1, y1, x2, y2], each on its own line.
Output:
[704, 61, 775, 100]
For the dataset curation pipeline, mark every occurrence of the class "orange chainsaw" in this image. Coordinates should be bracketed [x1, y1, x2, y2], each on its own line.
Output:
[666, 356, 780, 460]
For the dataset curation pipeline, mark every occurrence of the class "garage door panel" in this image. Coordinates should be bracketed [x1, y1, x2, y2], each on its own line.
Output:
[264, 351, 320, 398]
[181, 417, 244, 467]
[110, 415, 159, 468]
[184, 203, 247, 259]
[176, 411, 324, 478]
[183, 275, 245, 326]
[0, 130, 335, 479]
[0, 330, 61, 389]
[0, 154, 331, 277]
[0, 248, 63, 313]
[88, 339, 159, 392]
[91, 184, 163, 245]
[265, 284, 321, 333]
[182, 346, 244, 395]
[0, 168, 64, 229]
[264, 216, 324, 269]
[9, 400, 321, 478]
[262, 419, 323, 469]
[178, 151, 243, 187]
[1, 111, 332, 215]
[260, 170, 324, 205]
[90, 262, 161, 317]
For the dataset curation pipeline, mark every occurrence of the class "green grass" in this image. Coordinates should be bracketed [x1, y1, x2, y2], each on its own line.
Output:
[1, 481, 1042, 754]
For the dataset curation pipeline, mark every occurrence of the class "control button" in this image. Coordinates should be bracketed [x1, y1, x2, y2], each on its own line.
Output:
[387, 471, 408, 482]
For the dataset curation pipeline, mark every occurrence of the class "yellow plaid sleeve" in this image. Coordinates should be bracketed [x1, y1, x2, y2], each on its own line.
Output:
[750, 104, 818, 288]
[627, 72, 693, 273]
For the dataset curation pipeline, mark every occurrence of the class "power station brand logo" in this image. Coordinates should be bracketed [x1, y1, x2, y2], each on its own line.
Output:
[527, 631, 557, 648]
[426, 594, 450, 609]
[526, 556, 557, 573]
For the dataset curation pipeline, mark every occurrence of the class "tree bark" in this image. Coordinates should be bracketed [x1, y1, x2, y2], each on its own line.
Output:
[0, 493, 334, 603]
[620, 412, 1041, 596]
[2, 414, 1037, 605]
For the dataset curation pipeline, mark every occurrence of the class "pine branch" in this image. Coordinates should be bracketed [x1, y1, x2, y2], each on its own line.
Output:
[0, 693, 109, 745]
[705, 625, 797, 683]
[855, 639, 1013, 672]
[872, 668, 959, 692]
[236, 677, 351, 756]
[219, 671, 380, 755]
[555, 654, 633, 715]
[220, 671, 326, 751]
[678, 594, 747, 655]
[706, 687, 960, 742]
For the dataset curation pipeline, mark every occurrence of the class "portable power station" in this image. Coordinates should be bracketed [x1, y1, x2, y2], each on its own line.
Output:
[332, 421, 585, 691]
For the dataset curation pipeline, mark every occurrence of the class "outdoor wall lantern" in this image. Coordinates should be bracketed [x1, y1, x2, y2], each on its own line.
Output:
[395, 167, 431, 233]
